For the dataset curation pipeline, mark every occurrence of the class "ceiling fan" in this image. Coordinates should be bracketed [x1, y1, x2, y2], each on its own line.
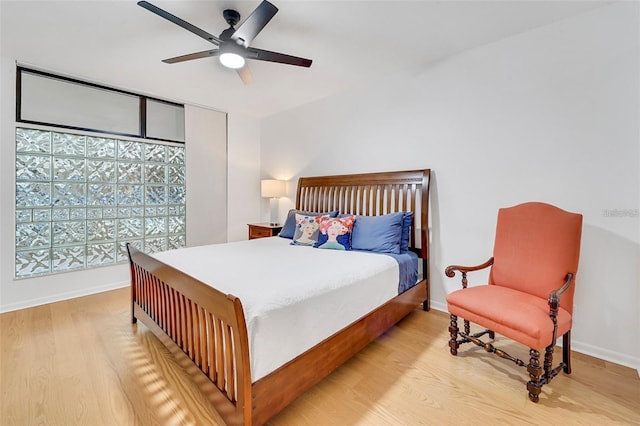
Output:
[138, 0, 312, 84]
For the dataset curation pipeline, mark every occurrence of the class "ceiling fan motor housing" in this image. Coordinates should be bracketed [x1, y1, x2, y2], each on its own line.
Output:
[223, 9, 241, 27]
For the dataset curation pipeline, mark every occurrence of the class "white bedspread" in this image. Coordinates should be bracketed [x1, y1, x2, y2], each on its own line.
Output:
[152, 237, 399, 382]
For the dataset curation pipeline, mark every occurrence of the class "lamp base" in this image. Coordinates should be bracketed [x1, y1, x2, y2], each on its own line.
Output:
[269, 198, 279, 226]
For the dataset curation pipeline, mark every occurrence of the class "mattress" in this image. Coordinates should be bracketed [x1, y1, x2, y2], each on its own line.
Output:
[152, 236, 400, 382]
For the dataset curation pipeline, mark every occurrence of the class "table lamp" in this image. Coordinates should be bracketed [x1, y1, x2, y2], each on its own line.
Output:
[261, 179, 286, 225]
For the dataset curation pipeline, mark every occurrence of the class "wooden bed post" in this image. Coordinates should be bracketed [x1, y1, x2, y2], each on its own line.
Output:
[422, 170, 431, 311]
[126, 243, 137, 324]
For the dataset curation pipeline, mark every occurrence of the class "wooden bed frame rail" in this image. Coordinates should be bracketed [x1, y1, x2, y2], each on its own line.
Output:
[128, 169, 431, 425]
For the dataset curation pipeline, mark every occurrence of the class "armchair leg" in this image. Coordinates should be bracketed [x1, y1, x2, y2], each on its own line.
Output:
[543, 342, 554, 378]
[526, 349, 542, 403]
[448, 314, 459, 356]
[563, 331, 572, 374]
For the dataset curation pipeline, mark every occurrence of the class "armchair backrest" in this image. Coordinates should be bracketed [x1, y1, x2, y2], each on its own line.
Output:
[489, 202, 583, 314]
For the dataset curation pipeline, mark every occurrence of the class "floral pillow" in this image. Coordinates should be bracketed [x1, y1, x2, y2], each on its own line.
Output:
[291, 214, 327, 246]
[279, 209, 339, 239]
[313, 215, 356, 250]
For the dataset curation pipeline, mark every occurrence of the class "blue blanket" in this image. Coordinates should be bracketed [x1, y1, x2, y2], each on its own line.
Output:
[351, 249, 419, 294]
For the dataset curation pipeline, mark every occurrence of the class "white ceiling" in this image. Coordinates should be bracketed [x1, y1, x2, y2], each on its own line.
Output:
[1, 0, 610, 118]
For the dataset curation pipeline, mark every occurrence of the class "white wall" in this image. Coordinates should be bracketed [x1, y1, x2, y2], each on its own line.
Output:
[185, 105, 228, 247]
[261, 2, 639, 369]
[227, 113, 262, 242]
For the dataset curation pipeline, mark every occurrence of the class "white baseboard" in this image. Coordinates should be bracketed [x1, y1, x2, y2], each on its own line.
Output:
[428, 303, 640, 373]
[0, 280, 129, 313]
[571, 341, 640, 373]
[429, 300, 448, 312]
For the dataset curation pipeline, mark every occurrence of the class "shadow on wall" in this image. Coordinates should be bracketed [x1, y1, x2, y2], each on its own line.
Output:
[426, 170, 444, 310]
[425, 170, 493, 312]
[573, 223, 639, 367]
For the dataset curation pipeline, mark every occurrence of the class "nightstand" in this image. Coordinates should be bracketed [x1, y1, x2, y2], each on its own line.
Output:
[248, 223, 283, 240]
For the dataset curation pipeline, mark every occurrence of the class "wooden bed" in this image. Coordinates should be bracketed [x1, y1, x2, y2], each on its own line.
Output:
[127, 169, 431, 425]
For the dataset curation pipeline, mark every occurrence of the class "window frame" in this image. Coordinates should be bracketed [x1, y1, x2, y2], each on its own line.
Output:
[16, 66, 185, 144]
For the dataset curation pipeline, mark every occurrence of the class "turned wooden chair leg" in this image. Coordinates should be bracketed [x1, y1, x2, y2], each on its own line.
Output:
[448, 314, 459, 356]
[543, 342, 554, 378]
[526, 349, 542, 403]
[563, 331, 572, 374]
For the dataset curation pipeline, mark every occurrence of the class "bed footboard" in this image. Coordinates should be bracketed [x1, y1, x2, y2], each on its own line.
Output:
[127, 244, 252, 426]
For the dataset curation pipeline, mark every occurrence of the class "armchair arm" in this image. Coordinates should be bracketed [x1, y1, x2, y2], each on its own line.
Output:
[547, 273, 574, 346]
[445, 258, 494, 289]
[548, 273, 574, 310]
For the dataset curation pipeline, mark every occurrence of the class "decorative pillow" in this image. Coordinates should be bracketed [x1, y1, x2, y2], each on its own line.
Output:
[400, 211, 414, 252]
[313, 215, 355, 250]
[279, 209, 339, 239]
[351, 212, 404, 254]
[291, 214, 327, 246]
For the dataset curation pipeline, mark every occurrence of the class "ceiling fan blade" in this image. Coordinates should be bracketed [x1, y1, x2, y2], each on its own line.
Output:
[138, 1, 220, 45]
[246, 47, 312, 68]
[231, 0, 278, 47]
[162, 49, 220, 64]
[237, 65, 254, 85]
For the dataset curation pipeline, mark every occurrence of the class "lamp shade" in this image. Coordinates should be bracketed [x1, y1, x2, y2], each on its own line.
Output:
[261, 179, 286, 198]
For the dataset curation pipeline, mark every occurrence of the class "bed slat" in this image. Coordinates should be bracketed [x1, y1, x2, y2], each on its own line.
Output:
[206, 312, 215, 380]
[215, 318, 225, 390]
[225, 323, 235, 400]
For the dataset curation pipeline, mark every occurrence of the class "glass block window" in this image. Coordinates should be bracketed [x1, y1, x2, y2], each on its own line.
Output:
[15, 127, 186, 278]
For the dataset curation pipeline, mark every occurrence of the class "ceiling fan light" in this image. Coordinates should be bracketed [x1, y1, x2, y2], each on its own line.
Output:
[220, 52, 245, 69]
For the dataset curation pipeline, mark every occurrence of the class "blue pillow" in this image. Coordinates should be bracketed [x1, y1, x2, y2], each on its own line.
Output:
[400, 211, 413, 252]
[351, 212, 404, 254]
[314, 216, 355, 250]
[279, 209, 338, 239]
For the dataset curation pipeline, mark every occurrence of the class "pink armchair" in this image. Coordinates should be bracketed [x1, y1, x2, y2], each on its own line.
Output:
[445, 202, 582, 402]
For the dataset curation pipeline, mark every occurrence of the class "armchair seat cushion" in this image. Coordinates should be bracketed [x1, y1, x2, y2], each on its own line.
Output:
[446, 285, 572, 351]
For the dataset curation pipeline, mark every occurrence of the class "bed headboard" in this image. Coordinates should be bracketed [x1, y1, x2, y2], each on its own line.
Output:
[295, 169, 431, 263]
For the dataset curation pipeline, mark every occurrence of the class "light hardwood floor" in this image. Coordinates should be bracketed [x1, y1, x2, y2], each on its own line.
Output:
[1, 287, 638, 425]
